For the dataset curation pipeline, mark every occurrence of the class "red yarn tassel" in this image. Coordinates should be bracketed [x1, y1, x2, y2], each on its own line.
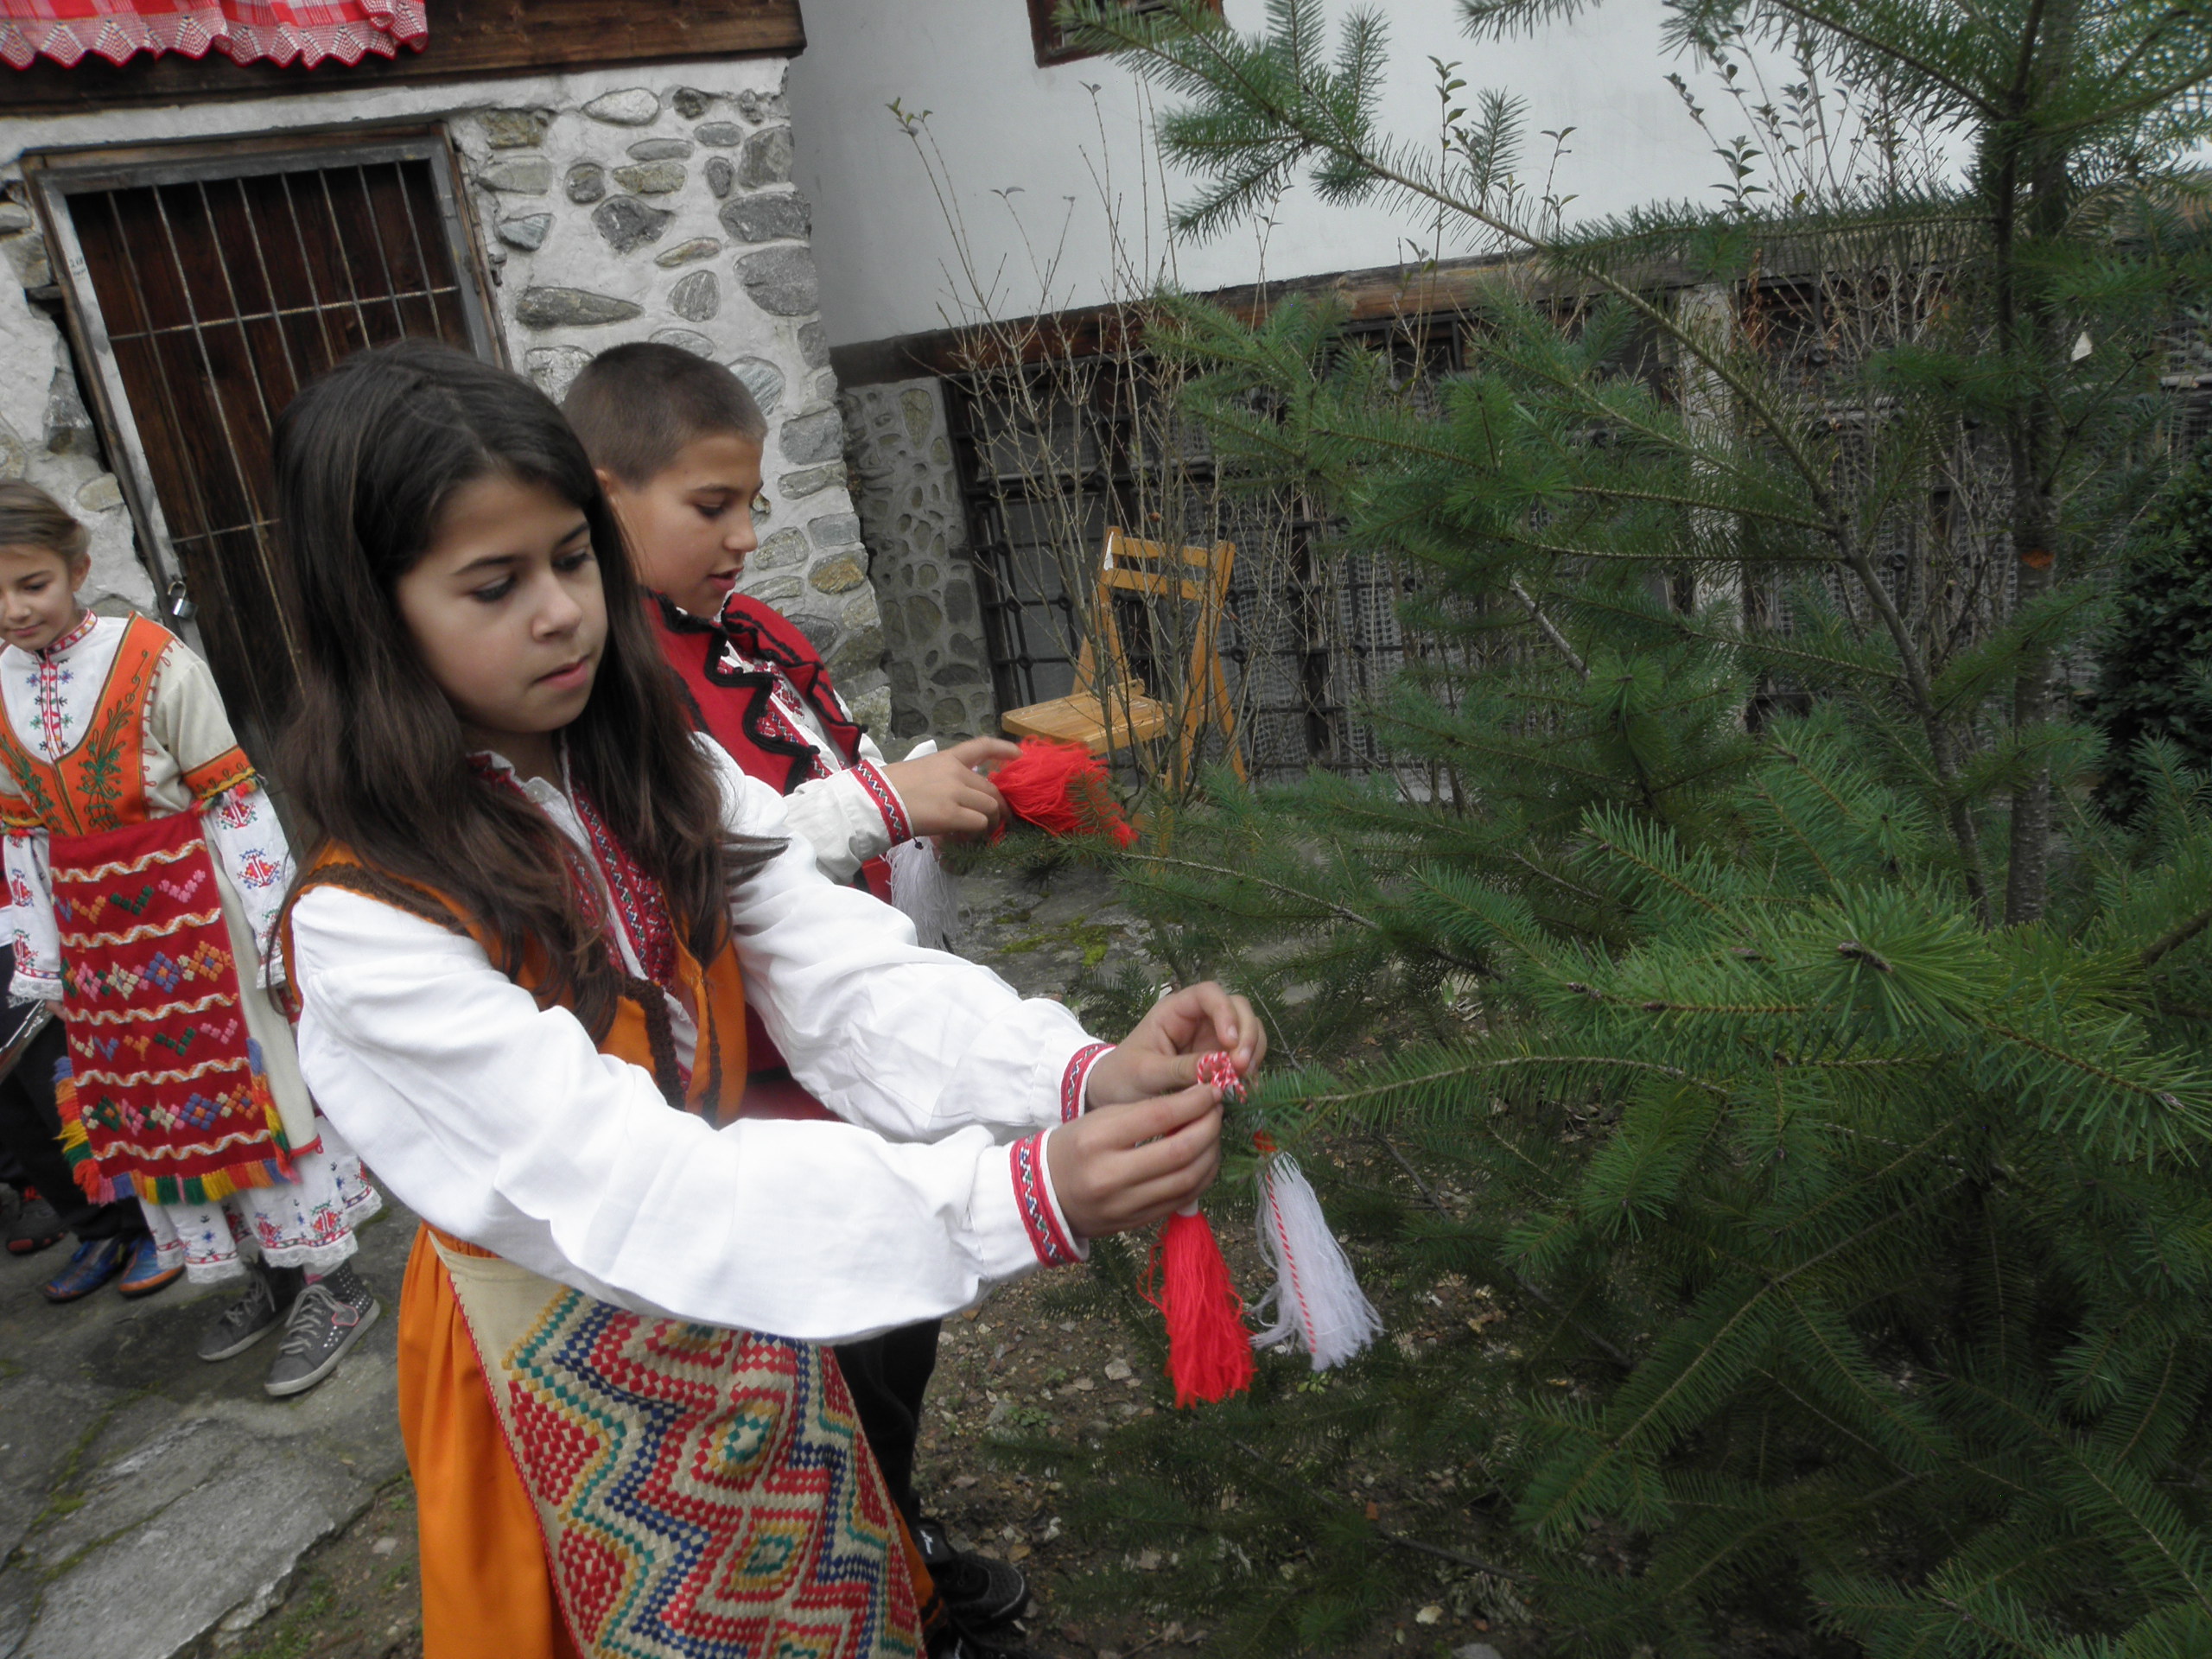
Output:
[1146, 1208, 1256, 1407]
[993, 737, 1137, 848]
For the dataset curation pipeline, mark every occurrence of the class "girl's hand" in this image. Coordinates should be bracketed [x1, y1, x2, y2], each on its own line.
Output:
[1084, 982, 1265, 1109]
[1046, 1082, 1224, 1237]
[880, 737, 1020, 838]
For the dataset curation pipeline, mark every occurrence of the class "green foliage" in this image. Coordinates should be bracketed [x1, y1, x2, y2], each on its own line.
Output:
[1096, 721, 2212, 1658]
[1017, 0, 2212, 1654]
[2094, 449, 2212, 823]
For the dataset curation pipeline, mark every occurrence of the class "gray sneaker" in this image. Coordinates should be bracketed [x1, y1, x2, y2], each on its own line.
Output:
[263, 1272, 379, 1398]
[199, 1269, 286, 1362]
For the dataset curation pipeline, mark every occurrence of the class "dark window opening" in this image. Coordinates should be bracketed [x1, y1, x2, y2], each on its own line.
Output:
[27, 132, 501, 762]
[1027, 0, 1224, 67]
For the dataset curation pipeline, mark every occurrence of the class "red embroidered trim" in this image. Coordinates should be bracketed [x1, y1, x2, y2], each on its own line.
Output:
[465, 755, 677, 990]
[727, 645, 836, 783]
[569, 782, 678, 990]
[849, 760, 912, 845]
[1062, 1042, 1111, 1123]
[181, 746, 257, 804]
[1011, 1132, 1078, 1267]
[44, 613, 98, 657]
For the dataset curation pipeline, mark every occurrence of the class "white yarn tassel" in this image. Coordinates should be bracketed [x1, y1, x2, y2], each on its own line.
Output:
[887, 741, 963, 950]
[1252, 1148, 1382, 1370]
[888, 836, 959, 950]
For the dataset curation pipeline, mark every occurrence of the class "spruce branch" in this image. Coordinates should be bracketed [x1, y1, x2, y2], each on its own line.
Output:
[1510, 578, 1590, 679]
[2142, 905, 2212, 970]
[1371, 1522, 1536, 1584]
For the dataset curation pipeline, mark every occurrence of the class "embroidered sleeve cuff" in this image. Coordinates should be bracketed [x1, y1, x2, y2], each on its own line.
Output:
[181, 747, 257, 804]
[1062, 1042, 1113, 1122]
[848, 759, 913, 846]
[1008, 1130, 1086, 1267]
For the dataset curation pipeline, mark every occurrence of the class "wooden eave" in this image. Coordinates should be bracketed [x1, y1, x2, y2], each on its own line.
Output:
[1, 0, 805, 113]
[831, 251, 1557, 385]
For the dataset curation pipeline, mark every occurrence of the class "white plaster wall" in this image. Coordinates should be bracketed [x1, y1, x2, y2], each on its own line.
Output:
[788, 0, 1754, 346]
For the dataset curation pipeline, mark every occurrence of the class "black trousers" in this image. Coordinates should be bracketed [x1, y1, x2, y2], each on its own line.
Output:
[0, 1020, 147, 1243]
[834, 1318, 943, 1529]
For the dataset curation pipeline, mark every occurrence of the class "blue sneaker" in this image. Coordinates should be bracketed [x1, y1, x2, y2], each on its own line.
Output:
[41, 1236, 126, 1302]
[118, 1235, 183, 1299]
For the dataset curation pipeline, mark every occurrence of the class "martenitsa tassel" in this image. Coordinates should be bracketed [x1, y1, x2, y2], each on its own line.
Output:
[1251, 1133, 1382, 1370]
[1141, 1051, 1256, 1407]
[992, 737, 1138, 847]
[885, 741, 962, 950]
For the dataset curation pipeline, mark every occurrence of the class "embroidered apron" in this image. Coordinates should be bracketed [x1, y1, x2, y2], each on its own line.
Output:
[0, 615, 288, 1204]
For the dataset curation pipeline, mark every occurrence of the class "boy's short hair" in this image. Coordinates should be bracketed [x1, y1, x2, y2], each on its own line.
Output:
[563, 342, 769, 486]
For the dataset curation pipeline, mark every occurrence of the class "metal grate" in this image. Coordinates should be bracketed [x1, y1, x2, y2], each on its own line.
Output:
[946, 317, 1459, 783]
[29, 134, 499, 756]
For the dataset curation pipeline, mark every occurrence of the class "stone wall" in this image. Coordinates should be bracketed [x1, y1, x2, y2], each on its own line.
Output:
[0, 208, 156, 615]
[841, 378, 995, 742]
[462, 68, 888, 733]
[0, 58, 888, 735]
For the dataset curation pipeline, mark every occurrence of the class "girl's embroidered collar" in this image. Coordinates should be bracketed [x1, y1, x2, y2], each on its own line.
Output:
[39, 612, 99, 659]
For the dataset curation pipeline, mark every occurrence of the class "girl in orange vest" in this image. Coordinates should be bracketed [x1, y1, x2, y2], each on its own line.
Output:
[269, 340, 1257, 1659]
[0, 480, 381, 1392]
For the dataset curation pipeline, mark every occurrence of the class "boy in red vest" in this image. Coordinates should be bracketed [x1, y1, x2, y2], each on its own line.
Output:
[564, 344, 1036, 1654]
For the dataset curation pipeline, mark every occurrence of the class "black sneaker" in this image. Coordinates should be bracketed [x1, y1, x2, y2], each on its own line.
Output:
[916, 1517, 1030, 1629]
[199, 1268, 289, 1361]
[7, 1195, 62, 1255]
[263, 1267, 378, 1398]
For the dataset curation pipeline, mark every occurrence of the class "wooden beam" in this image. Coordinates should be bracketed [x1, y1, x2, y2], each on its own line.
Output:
[830, 254, 1538, 385]
[1, 0, 805, 112]
[829, 248, 1734, 387]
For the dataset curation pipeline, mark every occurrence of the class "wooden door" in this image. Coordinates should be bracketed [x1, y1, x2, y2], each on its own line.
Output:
[29, 135, 500, 759]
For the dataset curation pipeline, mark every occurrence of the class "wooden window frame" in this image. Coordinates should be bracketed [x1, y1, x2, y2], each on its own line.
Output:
[22, 125, 503, 649]
[1026, 0, 1223, 67]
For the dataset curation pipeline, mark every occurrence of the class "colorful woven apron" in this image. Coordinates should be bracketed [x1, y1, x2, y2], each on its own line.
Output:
[52, 808, 291, 1204]
[432, 1232, 922, 1659]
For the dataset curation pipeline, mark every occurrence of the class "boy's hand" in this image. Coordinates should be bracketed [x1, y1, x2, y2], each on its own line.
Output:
[1084, 982, 1265, 1109]
[880, 737, 1020, 838]
[1046, 1082, 1224, 1237]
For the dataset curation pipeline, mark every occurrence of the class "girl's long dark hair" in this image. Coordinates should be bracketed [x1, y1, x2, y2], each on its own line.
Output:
[273, 339, 779, 1027]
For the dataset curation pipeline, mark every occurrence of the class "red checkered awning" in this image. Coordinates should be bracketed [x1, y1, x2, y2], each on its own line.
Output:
[2, 0, 426, 69]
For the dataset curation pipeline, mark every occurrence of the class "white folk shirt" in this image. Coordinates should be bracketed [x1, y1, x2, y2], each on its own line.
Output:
[288, 738, 1114, 1345]
[0, 613, 294, 1001]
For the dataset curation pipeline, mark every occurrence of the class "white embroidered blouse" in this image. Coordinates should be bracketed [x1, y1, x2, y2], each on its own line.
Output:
[0, 613, 294, 1001]
[288, 737, 1114, 1345]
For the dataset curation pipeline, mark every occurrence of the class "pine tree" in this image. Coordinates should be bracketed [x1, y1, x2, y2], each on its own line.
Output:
[2094, 448, 2212, 823]
[998, 3, 2212, 1655]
